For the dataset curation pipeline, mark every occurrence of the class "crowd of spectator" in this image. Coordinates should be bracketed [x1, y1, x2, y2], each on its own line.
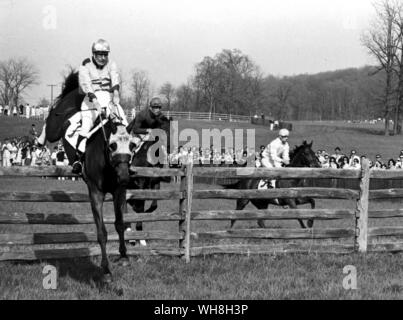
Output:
[2, 129, 403, 172]
[0, 103, 49, 119]
[166, 145, 403, 170]
[0, 138, 69, 168]
[313, 147, 403, 170]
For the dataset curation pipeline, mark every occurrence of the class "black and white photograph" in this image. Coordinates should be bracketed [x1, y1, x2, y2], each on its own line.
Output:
[0, 0, 402, 304]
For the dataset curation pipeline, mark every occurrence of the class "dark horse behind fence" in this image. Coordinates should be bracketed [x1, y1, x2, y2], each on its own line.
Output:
[45, 71, 137, 283]
[225, 141, 321, 229]
[126, 117, 171, 234]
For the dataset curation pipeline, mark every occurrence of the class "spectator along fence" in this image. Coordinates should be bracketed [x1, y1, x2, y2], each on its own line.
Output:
[0, 159, 402, 262]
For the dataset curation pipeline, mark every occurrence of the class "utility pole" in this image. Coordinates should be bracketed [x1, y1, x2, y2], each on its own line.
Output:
[47, 84, 57, 106]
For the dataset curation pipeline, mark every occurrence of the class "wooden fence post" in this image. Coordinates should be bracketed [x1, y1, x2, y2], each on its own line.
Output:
[356, 158, 370, 253]
[184, 163, 194, 263]
[178, 163, 194, 262]
[179, 168, 186, 256]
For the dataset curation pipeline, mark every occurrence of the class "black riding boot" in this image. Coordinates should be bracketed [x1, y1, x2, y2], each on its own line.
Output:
[71, 135, 86, 175]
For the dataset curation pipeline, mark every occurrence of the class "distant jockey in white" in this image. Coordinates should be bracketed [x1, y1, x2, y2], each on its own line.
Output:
[261, 128, 290, 188]
[72, 39, 128, 174]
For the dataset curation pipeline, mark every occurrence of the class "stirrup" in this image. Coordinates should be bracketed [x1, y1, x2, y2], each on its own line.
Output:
[71, 160, 83, 175]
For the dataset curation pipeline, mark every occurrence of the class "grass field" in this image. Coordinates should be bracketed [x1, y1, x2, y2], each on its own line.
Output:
[0, 117, 402, 300]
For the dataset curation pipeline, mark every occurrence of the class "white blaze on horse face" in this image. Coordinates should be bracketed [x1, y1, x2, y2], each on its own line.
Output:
[109, 126, 133, 156]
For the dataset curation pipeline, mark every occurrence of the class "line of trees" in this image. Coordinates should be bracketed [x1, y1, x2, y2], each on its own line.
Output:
[124, 49, 384, 123]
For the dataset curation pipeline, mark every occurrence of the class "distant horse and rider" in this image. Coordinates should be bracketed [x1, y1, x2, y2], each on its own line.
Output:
[224, 140, 321, 229]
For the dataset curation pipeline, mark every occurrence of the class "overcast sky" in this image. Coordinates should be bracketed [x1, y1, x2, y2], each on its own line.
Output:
[0, 0, 376, 104]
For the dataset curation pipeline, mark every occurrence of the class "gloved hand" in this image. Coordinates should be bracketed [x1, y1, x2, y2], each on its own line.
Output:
[112, 93, 120, 106]
[93, 99, 102, 113]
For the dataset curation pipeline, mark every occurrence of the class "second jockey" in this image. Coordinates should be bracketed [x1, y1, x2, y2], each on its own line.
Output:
[261, 128, 290, 188]
[72, 39, 128, 174]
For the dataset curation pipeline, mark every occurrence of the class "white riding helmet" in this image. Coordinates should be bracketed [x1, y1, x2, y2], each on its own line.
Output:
[279, 128, 290, 137]
[92, 39, 110, 53]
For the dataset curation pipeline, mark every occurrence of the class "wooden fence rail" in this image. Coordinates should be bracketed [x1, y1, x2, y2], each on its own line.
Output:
[0, 159, 403, 262]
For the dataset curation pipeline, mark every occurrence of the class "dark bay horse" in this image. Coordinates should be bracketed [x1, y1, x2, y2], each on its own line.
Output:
[227, 141, 321, 229]
[45, 71, 137, 283]
[127, 117, 171, 234]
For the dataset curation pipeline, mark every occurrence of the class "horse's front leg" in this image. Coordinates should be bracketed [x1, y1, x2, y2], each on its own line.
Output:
[113, 186, 129, 266]
[145, 179, 160, 213]
[88, 186, 112, 282]
[289, 199, 306, 229]
[231, 199, 249, 228]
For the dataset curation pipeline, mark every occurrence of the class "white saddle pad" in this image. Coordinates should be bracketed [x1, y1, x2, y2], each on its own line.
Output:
[64, 112, 108, 150]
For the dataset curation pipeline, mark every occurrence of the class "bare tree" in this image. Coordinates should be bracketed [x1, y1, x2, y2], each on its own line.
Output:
[130, 69, 150, 109]
[159, 82, 175, 110]
[0, 57, 39, 107]
[193, 56, 219, 115]
[362, 0, 400, 135]
[175, 81, 194, 111]
[390, 1, 403, 133]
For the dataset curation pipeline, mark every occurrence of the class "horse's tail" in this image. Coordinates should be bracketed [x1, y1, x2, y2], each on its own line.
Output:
[46, 71, 83, 142]
[59, 71, 79, 99]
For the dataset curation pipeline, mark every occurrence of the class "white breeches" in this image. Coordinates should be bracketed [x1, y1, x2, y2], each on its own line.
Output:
[261, 157, 282, 187]
[78, 91, 128, 153]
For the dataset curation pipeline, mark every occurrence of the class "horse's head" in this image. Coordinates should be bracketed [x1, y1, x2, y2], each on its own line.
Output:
[290, 140, 321, 168]
[107, 123, 137, 185]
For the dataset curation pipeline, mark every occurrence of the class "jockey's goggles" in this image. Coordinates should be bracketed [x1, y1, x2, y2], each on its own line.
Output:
[94, 52, 109, 57]
[280, 135, 289, 138]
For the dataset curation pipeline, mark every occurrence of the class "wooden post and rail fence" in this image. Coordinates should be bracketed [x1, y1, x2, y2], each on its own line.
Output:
[0, 159, 403, 262]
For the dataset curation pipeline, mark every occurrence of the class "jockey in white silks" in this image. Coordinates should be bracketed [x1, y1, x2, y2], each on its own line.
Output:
[71, 39, 128, 174]
[261, 128, 290, 188]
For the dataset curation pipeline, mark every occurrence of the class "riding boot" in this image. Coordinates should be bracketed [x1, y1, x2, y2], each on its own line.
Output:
[72, 135, 86, 175]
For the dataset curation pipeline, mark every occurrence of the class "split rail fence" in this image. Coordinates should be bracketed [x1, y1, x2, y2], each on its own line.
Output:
[0, 159, 403, 262]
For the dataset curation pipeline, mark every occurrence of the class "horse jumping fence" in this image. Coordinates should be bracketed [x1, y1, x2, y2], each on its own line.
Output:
[0, 159, 403, 262]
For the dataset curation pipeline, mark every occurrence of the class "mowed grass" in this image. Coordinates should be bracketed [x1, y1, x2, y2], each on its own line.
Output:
[1, 118, 403, 299]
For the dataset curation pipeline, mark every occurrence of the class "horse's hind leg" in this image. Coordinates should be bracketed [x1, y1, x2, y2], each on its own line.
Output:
[113, 187, 129, 266]
[307, 198, 315, 228]
[230, 199, 249, 228]
[127, 199, 145, 231]
[88, 187, 112, 282]
[254, 200, 269, 228]
[127, 199, 147, 246]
